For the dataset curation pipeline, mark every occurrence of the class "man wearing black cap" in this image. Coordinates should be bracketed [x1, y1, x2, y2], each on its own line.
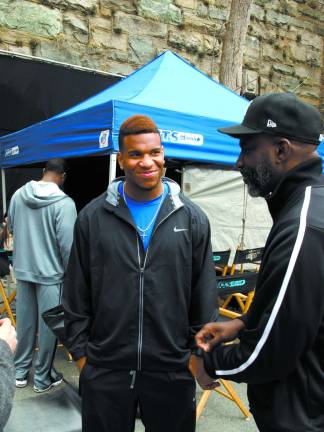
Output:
[195, 92, 324, 431]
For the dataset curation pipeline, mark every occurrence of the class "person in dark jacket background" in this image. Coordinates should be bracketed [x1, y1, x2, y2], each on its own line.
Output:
[195, 92, 324, 432]
[63, 115, 218, 432]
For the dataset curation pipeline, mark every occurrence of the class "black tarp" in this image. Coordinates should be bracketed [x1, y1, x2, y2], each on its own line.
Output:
[0, 52, 121, 213]
[0, 52, 120, 135]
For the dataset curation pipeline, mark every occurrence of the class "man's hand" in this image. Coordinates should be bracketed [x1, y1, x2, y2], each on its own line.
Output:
[76, 356, 87, 371]
[195, 318, 245, 352]
[0, 318, 17, 353]
[192, 355, 219, 390]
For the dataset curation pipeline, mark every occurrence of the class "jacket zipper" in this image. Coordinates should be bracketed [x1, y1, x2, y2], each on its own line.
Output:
[136, 207, 180, 371]
[129, 370, 136, 389]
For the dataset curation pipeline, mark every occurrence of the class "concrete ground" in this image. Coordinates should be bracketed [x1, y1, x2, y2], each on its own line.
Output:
[5, 347, 259, 432]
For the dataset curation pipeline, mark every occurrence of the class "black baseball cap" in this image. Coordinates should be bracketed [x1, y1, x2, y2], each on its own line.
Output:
[218, 92, 323, 145]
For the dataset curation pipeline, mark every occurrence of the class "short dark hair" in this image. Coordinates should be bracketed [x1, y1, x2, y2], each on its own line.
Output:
[118, 115, 160, 151]
[44, 158, 67, 174]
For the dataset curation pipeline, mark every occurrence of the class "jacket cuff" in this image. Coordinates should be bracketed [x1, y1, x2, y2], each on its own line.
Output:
[71, 349, 86, 362]
[202, 350, 218, 378]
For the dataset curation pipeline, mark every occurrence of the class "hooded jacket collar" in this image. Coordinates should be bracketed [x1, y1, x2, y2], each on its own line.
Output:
[266, 157, 323, 220]
[106, 177, 183, 210]
[20, 180, 67, 209]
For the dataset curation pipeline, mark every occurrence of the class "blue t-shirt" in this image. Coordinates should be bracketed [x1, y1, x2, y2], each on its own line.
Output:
[119, 182, 168, 251]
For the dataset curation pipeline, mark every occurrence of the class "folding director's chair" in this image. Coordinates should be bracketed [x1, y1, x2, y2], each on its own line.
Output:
[212, 249, 231, 276]
[0, 250, 16, 326]
[219, 247, 263, 316]
[196, 273, 256, 421]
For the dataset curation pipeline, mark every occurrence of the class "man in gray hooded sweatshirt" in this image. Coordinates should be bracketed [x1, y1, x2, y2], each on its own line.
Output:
[8, 158, 77, 392]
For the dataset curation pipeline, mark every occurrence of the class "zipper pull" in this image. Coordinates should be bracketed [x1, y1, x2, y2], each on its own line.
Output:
[130, 370, 136, 389]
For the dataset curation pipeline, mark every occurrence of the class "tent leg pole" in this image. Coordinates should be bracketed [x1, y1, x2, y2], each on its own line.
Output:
[109, 154, 117, 184]
[1, 169, 6, 216]
[181, 165, 185, 192]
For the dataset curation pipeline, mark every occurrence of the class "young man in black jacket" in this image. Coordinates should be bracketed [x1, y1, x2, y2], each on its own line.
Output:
[195, 92, 324, 432]
[63, 115, 218, 432]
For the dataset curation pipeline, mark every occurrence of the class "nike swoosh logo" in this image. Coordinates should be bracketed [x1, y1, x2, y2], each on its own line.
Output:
[174, 227, 188, 232]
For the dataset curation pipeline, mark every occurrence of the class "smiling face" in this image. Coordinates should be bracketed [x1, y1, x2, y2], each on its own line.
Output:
[236, 134, 281, 198]
[117, 132, 165, 200]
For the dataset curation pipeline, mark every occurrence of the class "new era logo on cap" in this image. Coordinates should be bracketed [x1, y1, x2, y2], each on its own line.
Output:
[267, 119, 277, 128]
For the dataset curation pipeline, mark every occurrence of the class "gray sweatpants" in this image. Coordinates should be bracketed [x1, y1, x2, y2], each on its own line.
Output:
[14, 280, 61, 389]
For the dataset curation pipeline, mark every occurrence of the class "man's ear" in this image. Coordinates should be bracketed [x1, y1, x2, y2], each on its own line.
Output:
[117, 152, 123, 170]
[275, 138, 291, 164]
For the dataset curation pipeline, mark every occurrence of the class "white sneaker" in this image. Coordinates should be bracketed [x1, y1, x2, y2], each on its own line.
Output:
[15, 379, 27, 388]
[33, 377, 63, 393]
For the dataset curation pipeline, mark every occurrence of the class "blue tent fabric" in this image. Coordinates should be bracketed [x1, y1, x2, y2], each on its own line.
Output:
[1, 50, 323, 168]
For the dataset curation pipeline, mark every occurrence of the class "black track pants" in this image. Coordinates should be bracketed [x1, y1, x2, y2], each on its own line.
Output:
[80, 364, 196, 432]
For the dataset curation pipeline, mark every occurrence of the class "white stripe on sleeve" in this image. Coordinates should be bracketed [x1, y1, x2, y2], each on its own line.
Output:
[215, 186, 312, 376]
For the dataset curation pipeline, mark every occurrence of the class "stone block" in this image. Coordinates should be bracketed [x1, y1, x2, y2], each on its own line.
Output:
[183, 11, 217, 34]
[274, 73, 300, 92]
[278, 26, 298, 42]
[271, 63, 294, 75]
[35, 38, 85, 65]
[100, 0, 137, 15]
[262, 43, 283, 62]
[288, 42, 307, 62]
[90, 17, 112, 31]
[259, 76, 282, 94]
[306, 49, 321, 67]
[300, 30, 322, 48]
[0, 1, 62, 38]
[174, 0, 197, 9]
[297, 85, 320, 101]
[64, 0, 97, 12]
[113, 11, 167, 38]
[251, 3, 265, 21]
[294, 64, 312, 80]
[92, 28, 128, 50]
[248, 21, 276, 41]
[106, 48, 129, 64]
[137, 0, 183, 25]
[105, 59, 135, 76]
[64, 12, 89, 44]
[41, 0, 97, 13]
[245, 35, 261, 57]
[168, 29, 203, 53]
[197, 2, 208, 17]
[129, 34, 156, 64]
[80, 47, 108, 71]
[209, 6, 229, 21]
[266, 10, 290, 26]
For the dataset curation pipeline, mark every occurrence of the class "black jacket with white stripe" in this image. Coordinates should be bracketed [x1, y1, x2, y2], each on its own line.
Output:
[204, 158, 324, 432]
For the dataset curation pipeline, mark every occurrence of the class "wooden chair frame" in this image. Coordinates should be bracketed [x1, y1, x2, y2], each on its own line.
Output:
[196, 379, 251, 420]
[0, 278, 16, 326]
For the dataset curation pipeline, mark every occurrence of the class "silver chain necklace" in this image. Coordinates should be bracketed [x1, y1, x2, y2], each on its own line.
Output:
[123, 183, 164, 238]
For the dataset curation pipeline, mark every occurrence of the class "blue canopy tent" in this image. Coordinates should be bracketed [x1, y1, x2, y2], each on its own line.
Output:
[0, 50, 250, 170]
[0, 49, 323, 207]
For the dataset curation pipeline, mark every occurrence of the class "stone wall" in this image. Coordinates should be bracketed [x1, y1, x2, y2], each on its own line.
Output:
[0, 0, 323, 114]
